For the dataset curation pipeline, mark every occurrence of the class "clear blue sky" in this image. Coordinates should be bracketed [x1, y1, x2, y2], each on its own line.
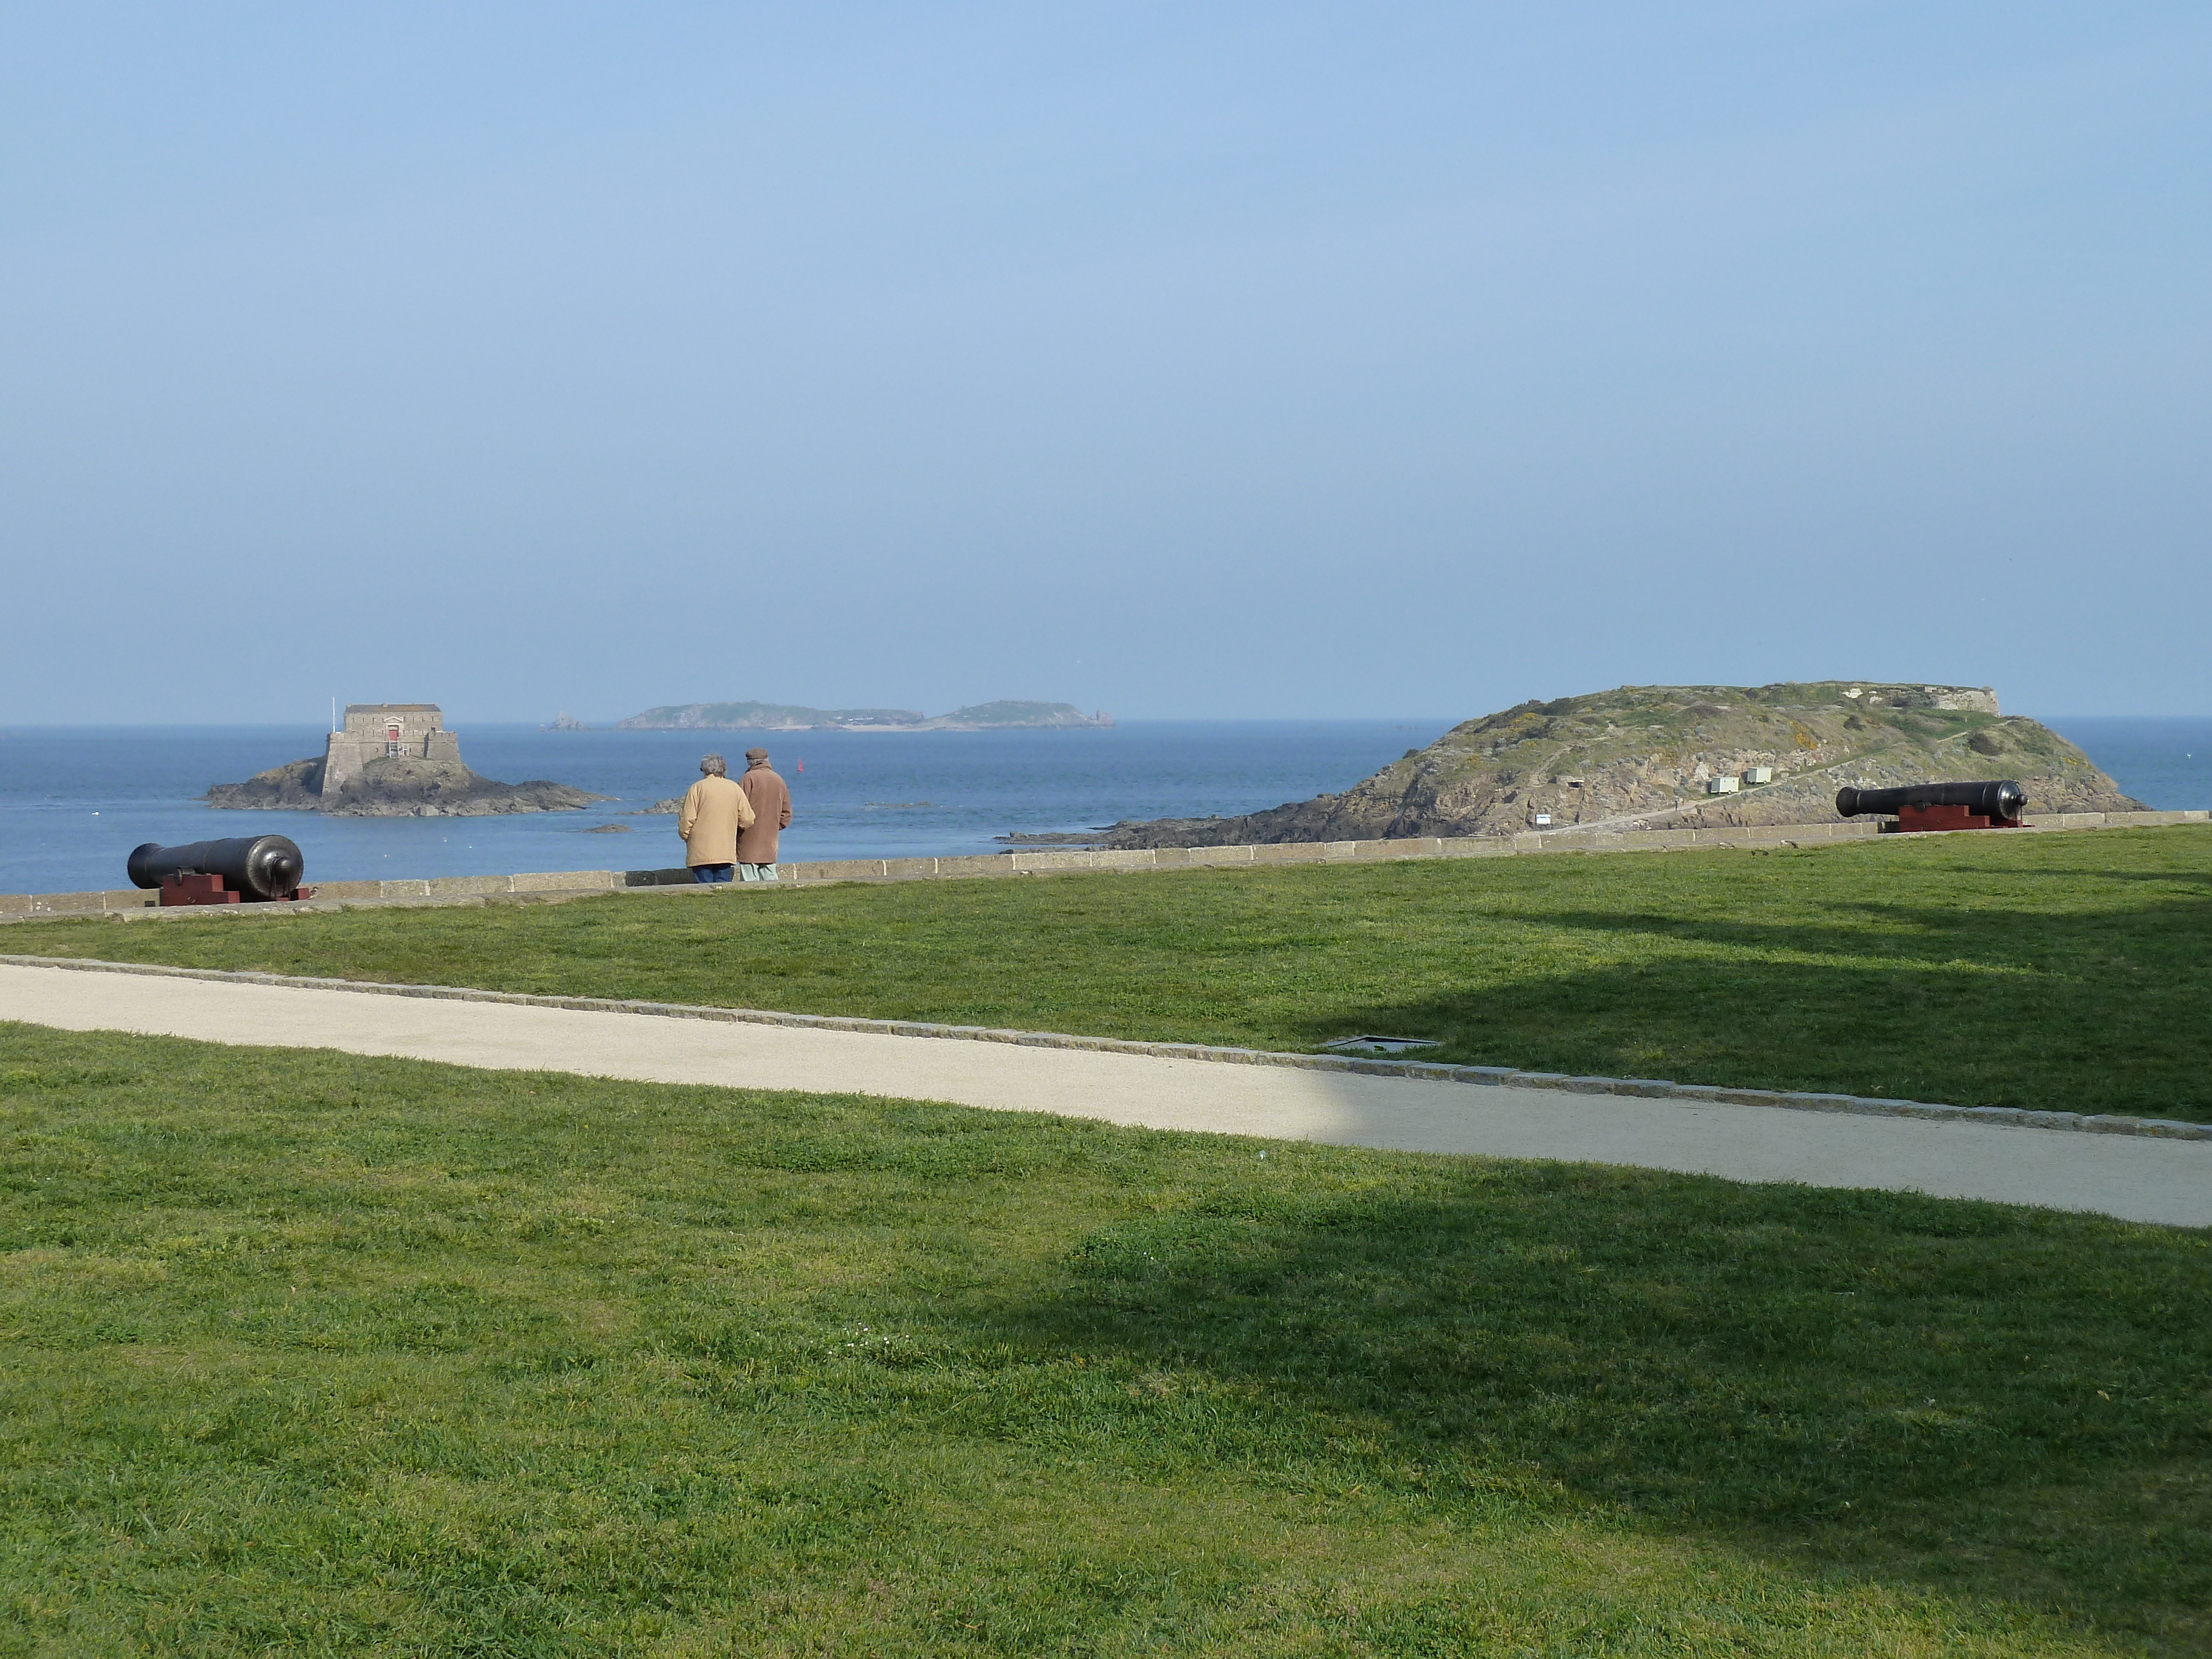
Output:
[3, 4, 2206, 724]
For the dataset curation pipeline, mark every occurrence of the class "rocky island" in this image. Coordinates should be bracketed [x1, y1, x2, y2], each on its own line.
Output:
[207, 703, 608, 818]
[615, 698, 1112, 732]
[1097, 681, 2140, 849]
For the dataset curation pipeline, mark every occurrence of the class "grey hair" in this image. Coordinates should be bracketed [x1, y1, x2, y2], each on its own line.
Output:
[700, 754, 727, 776]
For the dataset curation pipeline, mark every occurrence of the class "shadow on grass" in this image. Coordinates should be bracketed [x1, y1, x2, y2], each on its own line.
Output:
[1960, 869, 2212, 887]
[12, 1021, 2210, 1650]
[1310, 896, 2212, 1116]
[981, 1164, 2212, 1644]
[1483, 886, 2212, 967]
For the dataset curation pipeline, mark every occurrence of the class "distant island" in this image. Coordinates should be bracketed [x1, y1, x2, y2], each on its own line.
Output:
[1094, 681, 2140, 849]
[614, 699, 1112, 732]
[208, 703, 607, 818]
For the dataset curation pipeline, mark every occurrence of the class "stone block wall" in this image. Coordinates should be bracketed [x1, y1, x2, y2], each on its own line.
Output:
[3, 810, 2205, 926]
[322, 706, 462, 800]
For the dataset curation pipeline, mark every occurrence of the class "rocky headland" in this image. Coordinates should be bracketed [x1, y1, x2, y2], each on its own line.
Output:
[1097, 682, 2140, 849]
[617, 698, 1111, 732]
[208, 755, 608, 817]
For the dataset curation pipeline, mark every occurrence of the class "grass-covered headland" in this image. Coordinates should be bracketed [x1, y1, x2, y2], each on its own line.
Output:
[11, 824, 2211, 1120]
[3, 1024, 2208, 1654]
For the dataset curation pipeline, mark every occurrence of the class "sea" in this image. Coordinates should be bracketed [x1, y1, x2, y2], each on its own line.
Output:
[0, 719, 1449, 895]
[0, 716, 2203, 898]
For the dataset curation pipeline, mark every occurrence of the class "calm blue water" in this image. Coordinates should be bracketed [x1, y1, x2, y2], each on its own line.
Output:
[2039, 717, 2212, 816]
[0, 721, 1451, 894]
[1, 716, 2199, 896]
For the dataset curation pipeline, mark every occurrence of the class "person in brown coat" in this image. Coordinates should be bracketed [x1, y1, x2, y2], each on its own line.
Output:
[677, 754, 755, 884]
[735, 747, 792, 881]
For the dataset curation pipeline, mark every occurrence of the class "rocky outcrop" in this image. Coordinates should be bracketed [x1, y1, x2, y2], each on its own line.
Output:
[206, 757, 327, 812]
[617, 698, 1110, 731]
[1101, 681, 2140, 849]
[931, 701, 1112, 730]
[208, 754, 608, 817]
[618, 701, 923, 731]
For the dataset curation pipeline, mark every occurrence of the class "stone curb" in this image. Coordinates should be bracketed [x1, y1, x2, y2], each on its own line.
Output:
[7, 953, 2206, 1144]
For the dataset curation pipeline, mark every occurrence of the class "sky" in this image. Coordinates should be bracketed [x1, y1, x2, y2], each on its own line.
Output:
[2, 3, 2207, 724]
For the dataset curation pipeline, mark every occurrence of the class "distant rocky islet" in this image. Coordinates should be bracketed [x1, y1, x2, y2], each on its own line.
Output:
[1094, 682, 2142, 849]
[207, 704, 608, 818]
[205, 695, 1109, 821]
[612, 698, 1112, 732]
[203, 684, 2133, 843]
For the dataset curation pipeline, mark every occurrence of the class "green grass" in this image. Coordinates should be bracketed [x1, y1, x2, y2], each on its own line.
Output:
[11, 826, 2212, 1120]
[3, 1023, 2208, 1655]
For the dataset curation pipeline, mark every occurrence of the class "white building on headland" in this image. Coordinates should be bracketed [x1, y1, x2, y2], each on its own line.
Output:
[321, 704, 463, 800]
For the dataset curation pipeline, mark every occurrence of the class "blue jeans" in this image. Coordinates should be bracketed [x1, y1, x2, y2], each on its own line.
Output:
[691, 863, 733, 884]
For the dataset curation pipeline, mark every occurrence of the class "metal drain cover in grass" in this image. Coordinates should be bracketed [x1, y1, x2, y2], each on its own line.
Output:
[1323, 1035, 1444, 1056]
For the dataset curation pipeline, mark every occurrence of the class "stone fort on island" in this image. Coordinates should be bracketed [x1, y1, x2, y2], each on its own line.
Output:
[206, 702, 606, 816]
[320, 705, 463, 801]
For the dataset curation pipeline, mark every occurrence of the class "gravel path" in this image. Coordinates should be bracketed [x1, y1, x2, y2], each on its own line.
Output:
[3, 961, 2204, 1227]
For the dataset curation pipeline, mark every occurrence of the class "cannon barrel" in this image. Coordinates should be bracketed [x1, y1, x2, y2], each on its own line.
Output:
[127, 835, 305, 900]
[1834, 780, 2025, 821]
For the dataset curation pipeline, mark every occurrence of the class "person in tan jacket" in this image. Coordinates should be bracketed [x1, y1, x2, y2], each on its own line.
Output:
[677, 755, 755, 884]
[735, 747, 793, 880]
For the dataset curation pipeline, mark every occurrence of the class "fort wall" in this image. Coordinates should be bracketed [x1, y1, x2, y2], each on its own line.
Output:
[322, 705, 463, 801]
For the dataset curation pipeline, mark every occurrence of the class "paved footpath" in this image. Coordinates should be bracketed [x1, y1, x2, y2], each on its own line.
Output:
[3, 962, 2205, 1228]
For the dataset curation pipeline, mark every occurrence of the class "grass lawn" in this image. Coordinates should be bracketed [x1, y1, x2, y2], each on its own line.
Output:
[3, 1022, 2208, 1655]
[9, 825, 2211, 1121]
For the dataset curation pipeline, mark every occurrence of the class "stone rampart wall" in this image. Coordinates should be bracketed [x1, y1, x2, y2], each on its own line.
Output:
[4, 808, 2204, 922]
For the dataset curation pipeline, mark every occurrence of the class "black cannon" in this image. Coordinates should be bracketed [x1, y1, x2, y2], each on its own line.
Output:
[1835, 780, 2026, 831]
[127, 836, 307, 904]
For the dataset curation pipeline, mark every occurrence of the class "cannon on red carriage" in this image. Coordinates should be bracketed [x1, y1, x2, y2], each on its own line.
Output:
[126, 836, 310, 905]
[1834, 781, 2026, 832]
